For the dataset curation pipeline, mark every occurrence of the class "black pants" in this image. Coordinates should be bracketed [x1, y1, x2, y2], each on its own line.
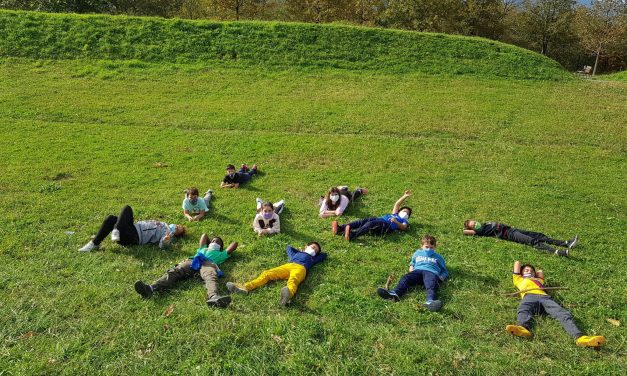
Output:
[506, 228, 567, 254]
[93, 205, 139, 246]
[339, 187, 363, 203]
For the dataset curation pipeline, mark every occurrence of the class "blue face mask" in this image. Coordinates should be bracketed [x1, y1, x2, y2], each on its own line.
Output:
[168, 224, 177, 234]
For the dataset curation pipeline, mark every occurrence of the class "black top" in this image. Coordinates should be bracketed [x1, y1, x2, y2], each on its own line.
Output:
[475, 221, 511, 239]
[223, 173, 247, 184]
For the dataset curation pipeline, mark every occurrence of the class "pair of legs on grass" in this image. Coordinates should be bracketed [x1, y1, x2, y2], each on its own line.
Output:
[506, 294, 605, 347]
[335, 217, 392, 241]
[79, 205, 139, 251]
[227, 263, 306, 307]
[377, 269, 443, 311]
[508, 229, 577, 256]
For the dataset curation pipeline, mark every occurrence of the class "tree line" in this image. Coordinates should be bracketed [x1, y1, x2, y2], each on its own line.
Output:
[1, 0, 625, 74]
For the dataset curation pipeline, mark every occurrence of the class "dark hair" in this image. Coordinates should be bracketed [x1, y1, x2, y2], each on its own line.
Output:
[421, 234, 437, 247]
[324, 187, 342, 210]
[521, 264, 536, 275]
[175, 226, 187, 237]
[262, 201, 274, 210]
[464, 220, 473, 229]
[307, 241, 322, 254]
[211, 236, 224, 250]
[226, 164, 235, 170]
[399, 206, 412, 217]
[188, 187, 199, 196]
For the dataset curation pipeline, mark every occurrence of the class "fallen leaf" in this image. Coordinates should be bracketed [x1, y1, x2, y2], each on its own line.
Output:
[20, 331, 36, 339]
[164, 304, 174, 317]
[271, 334, 283, 344]
[606, 318, 620, 327]
[48, 359, 58, 365]
[153, 162, 169, 168]
[163, 324, 171, 331]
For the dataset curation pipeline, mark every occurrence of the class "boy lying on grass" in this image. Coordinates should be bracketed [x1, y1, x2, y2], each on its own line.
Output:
[220, 163, 258, 188]
[182, 186, 212, 221]
[376, 235, 448, 311]
[463, 220, 577, 256]
[505, 261, 605, 348]
[226, 242, 326, 307]
[79, 205, 185, 252]
[134, 233, 238, 308]
[333, 190, 412, 241]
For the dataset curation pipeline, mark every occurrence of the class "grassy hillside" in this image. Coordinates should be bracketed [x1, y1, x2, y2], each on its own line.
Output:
[0, 9, 571, 80]
[0, 58, 625, 375]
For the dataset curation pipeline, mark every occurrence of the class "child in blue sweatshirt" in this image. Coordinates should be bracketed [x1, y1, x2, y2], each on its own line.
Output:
[377, 235, 449, 311]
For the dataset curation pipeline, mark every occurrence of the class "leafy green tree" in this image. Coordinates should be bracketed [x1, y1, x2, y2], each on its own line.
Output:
[575, 0, 627, 74]
[520, 0, 576, 55]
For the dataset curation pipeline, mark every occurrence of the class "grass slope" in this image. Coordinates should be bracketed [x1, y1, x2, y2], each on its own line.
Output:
[0, 58, 625, 375]
[0, 9, 571, 80]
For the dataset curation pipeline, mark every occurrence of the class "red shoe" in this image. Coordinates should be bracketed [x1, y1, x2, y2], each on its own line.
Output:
[251, 164, 258, 173]
[240, 164, 249, 172]
[344, 225, 351, 241]
[332, 221, 338, 235]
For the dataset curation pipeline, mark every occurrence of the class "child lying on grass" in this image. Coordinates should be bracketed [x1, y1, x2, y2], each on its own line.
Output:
[376, 235, 448, 311]
[505, 260, 605, 348]
[226, 242, 326, 307]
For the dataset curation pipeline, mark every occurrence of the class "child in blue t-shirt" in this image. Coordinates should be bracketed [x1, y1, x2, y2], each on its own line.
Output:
[332, 190, 412, 241]
[377, 235, 448, 311]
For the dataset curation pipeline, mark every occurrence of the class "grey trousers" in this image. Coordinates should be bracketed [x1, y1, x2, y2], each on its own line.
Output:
[517, 294, 582, 338]
[152, 259, 220, 299]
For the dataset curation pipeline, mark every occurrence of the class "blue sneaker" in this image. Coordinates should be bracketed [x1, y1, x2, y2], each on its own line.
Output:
[423, 299, 442, 312]
[377, 288, 400, 302]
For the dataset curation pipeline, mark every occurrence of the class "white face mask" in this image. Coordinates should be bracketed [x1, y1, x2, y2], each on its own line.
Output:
[330, 194, 340, 203]
[208, 242, 221, 251]
[398, 211, 409, 219]
[522, 273, 533, 278]
[304, 246, 316, 257]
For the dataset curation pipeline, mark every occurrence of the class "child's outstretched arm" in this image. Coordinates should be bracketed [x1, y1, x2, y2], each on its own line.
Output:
[513, 261, 521, 274]
[536, 269, 545, 280]
[199, 233, 210, 248]
[392, 190, 412, 214]
[226, 242, 238, 254]
[463, 229, 476, 235]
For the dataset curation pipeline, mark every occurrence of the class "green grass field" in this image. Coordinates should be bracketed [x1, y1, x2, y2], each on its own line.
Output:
[1, 11, 626, 376]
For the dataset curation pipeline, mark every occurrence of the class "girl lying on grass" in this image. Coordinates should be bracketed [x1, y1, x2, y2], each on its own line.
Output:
[506, 260, 605, 348]
[253, 198, 285, 236]
[319, 186, 368, 218]
[78, 205, 185, 252]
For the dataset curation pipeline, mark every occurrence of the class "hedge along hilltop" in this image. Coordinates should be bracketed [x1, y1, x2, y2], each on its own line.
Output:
[0, 9, 571, 80]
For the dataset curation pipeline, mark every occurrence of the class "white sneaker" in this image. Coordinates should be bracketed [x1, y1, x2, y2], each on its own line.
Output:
[111, 229, 120, 242]
[256, 197, 263, 210]
[79, 240, 99, 252]
[274, 200, 285, 215]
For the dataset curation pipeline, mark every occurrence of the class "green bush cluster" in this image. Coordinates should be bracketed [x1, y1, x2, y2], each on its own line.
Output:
[0, 9, 572, 80]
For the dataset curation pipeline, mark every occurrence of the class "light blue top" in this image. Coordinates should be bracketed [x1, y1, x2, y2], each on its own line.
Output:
[410, 248, 449, 281]
[182, 198, 209, 214]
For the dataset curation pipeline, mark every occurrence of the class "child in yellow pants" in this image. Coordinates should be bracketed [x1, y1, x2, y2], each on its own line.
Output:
[227, 242, 327, 306]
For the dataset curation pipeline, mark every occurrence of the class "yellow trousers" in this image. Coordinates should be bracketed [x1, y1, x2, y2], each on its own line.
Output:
[244, 263, 307, 297]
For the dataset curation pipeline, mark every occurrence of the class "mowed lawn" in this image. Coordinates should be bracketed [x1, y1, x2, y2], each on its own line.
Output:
[0, 58, 625, 375]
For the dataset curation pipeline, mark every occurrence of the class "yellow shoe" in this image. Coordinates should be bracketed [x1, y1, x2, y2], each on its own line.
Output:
[576, 335, 606, 347]
[506, 324, 532, 338]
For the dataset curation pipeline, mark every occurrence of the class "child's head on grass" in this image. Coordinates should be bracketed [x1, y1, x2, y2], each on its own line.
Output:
[399, 206, 412, 219]
[421, 234, 437, 249]
[173, 225, 186, 237]
[326, 187, 341, 205]
[304, 241, 321, 256]
[521, 264, 536, 278]
[209, 236, 224, 251]
[464, 219, 478, 230]
[225, 164, 236, 176]
[187, 187, 199, 202]
[262, 202, 274, 219]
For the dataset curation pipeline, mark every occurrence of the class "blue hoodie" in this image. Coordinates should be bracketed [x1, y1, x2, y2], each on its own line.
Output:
[410, 248, 449, 281]
[286, 245, 327, 271]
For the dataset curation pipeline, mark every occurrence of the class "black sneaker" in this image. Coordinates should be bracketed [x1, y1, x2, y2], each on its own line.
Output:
[207, 295, 232, 309]
[567, 235, 579, 249]
[377, 288, 400, 302]
[134, 281, 153, 298]
[280, 287, 291, 307]
[555, 249, 569, 257]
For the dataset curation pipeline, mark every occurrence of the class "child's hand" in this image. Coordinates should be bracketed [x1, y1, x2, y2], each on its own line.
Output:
[404, 190, 412, 197]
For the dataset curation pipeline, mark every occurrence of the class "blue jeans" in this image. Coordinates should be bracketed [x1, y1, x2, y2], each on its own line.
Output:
[339, 217, 392, 240]
[393, 269, 440, 301]
[237, 168, 255, 183]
